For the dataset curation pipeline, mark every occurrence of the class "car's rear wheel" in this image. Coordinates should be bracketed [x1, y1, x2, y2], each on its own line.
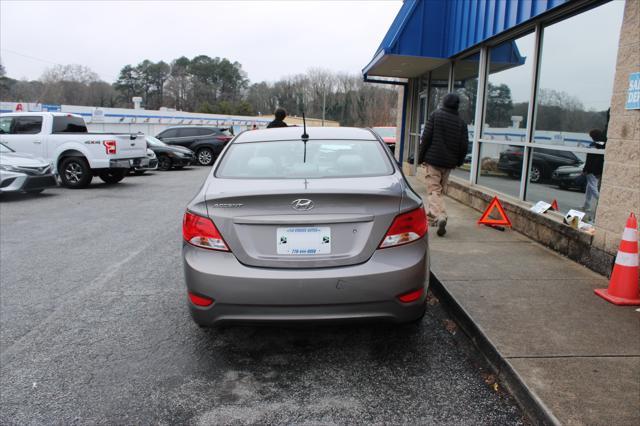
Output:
[529, 164, 543, 183]
[196, 148, 214, 166]
[157, 155, 172, 171]
[99, 169, 126, 184]
[59, 157, 92, 189]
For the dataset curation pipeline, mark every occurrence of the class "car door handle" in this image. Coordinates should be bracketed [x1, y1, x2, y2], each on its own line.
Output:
[33, 141, 41, 144]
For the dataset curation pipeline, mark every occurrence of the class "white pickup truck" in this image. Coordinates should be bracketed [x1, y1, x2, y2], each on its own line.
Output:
[0, 112, 147, 188]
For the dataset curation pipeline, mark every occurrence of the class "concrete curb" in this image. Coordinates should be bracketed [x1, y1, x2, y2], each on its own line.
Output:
[429, 272, 562, 426]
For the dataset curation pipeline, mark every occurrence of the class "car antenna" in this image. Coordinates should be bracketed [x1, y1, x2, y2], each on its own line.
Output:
[301, 111, 309, 163]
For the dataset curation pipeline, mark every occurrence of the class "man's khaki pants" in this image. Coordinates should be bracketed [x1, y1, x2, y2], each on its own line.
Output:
[425, 164, 452, 222]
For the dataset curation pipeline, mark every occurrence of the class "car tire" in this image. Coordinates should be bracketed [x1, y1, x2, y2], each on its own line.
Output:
[196, 148, 214, 166]
[174, 165, 184, 170]
[157, 155, 172, 171]
[99, 169, 127, 184]
[59, 157, 92, 189]
[529, 164, 543, 183]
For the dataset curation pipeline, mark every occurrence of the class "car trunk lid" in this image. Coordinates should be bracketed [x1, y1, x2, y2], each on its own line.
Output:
[204, 175, 403, 268]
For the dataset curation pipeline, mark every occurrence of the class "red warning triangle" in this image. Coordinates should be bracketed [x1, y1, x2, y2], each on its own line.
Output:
[478, 196, 512, 227]
[550, 199, 559, 211]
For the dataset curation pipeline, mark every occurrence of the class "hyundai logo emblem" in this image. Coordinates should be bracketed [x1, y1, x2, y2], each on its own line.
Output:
[291, 199, 314, 211]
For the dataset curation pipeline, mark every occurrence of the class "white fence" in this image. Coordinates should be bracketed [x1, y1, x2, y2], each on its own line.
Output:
[0, 101, 272, 136]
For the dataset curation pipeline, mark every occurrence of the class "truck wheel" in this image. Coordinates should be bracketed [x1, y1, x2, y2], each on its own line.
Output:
[59, 157, 92, 189]
[99, 169, 127, 184]
[196, 148, 214, 166]
[157, 155, 172, 171]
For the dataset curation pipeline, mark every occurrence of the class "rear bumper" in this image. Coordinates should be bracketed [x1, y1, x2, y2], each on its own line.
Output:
[183, 240, 429, 325]
[109, 157, 146, 169]
[134, 158, 159, 171]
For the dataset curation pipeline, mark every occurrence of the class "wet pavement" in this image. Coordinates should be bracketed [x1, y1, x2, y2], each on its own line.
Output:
[1, 167, 523, 424]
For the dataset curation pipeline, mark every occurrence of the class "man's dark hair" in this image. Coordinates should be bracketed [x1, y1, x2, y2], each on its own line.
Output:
[274, 108, 287, 121]
[589, 129, 605, 142]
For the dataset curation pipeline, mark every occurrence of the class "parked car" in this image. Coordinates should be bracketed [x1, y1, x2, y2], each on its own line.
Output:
[0, 142, 57, 194]
[0, 112, 147, 188]
[182, 126, 429, 326]
[130, 149, 159, 175]
[155, 126, 232, 166]
[371, 126, 396, 152]
[497, 146, 582, 183]
[146, 136, 194, 171]
[551, 165, 587, 192]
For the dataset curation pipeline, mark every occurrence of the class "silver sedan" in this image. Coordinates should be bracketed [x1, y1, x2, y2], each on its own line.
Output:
[0, 143, 57, 194]
[182, 127, 429, 326]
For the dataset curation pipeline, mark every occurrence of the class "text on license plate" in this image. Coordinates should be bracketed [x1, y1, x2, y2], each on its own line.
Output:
[277, 227, 331, 255]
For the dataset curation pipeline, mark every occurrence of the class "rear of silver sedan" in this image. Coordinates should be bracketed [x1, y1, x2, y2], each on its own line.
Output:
[182, 127, 429, 326]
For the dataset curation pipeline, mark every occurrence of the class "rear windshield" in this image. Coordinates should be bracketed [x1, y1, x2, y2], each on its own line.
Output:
[216, 139, 394, 179]
[52, 116, 88, 133]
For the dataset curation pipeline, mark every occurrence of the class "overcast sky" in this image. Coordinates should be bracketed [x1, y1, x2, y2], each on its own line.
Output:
[0, 0, 626, 110]
[0, 0, 402, 83]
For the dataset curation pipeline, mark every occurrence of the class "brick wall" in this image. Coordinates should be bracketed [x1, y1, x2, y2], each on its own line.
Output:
[593, 0, 640, 270]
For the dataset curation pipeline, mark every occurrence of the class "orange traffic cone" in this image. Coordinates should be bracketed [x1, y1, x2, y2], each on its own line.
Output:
[595, 213, 640, 305]
[550, 199, 559, 211]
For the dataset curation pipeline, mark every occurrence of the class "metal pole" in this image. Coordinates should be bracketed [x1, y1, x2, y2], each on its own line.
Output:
[322, 89, 326, 127]
[398, 85, 409, 167]
[470, 46, 488, 185]
[520, 23, 543, 202]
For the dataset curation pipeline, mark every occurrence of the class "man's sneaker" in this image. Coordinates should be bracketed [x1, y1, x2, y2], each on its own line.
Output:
[436, 218, 447, 237]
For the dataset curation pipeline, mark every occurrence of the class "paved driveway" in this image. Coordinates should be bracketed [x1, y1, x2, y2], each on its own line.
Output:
[1, 167, 523, 424]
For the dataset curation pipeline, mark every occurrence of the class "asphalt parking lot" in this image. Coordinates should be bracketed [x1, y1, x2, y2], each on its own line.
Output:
[1, 167, 524, 424]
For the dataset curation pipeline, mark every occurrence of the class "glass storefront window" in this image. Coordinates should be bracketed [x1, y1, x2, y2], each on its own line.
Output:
[428, 63, 450, 114]
[453, 53, 480, 126]
[527, 1, 623, 217]
[452, 53, 479, 180]
[534, 1, 623, 145]
[482, 32, 535, 142]
[476, 142, 521, 199]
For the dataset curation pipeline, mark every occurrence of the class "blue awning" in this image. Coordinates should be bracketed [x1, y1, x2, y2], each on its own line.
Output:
[363, 0, 448, 78]
[363, 0, 567, 79]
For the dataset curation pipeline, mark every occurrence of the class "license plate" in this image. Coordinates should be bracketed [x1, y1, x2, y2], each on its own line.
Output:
[277, 227, 331, 255]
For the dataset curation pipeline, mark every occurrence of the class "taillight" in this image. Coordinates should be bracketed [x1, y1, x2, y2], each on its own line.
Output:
[188, 292, 214, 307]
[379, 207, 428, 249]
[103, 140, 117, 155]
[216, 136, 231, 143]
[183, 211, 230, 251]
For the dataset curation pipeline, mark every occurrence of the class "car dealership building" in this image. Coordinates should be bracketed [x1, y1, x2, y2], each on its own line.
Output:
[364, 0, 639, 277]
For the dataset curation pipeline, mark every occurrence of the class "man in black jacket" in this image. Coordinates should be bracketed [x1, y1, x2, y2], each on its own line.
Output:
[418, 93, 469, 236]
[266, 108, 288, 128]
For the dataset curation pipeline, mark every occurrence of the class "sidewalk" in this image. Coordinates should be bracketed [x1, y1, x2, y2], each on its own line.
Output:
[408, 177, 640, 425]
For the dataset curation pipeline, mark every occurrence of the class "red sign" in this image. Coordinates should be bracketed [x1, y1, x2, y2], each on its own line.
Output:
[478, 196, 512, 227]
